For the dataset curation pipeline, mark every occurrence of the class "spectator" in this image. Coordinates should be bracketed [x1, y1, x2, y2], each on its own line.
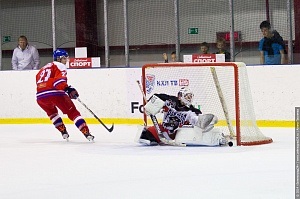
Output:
[163, 51, 177, 63]
[259, 21, 286, 65]
[215, 37, 231, 62]
[12, 35, 40, 70]
[200, 42, 210, 54]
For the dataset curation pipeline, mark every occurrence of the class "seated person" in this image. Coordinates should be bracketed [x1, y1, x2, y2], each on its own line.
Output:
[215, 37, 231, 62]
[200, 42, 210, 54]
[163, 51, 177, 63]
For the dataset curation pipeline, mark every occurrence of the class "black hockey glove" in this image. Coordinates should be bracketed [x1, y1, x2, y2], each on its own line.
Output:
[190, 105, 202, 115]
[65, 85, 79, 99]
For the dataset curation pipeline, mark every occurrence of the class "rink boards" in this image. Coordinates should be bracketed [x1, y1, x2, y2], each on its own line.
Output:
[0, 65, 298, 127]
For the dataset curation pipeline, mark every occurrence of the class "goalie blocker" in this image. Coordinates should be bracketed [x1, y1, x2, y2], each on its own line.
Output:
[136, 88, 226, 146]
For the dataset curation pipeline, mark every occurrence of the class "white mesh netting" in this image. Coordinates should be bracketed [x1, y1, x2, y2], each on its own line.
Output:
[142, 62, 272, 146]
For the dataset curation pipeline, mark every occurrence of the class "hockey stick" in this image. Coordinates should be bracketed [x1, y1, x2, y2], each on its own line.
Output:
[210, 67, 235, 138]
[136, 80, 186, 147]
[77, 97, 114, 132]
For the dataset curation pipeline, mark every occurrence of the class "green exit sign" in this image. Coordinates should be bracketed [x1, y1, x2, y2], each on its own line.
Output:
[3, 36, 11, 43]
[188, 28, 198, 34]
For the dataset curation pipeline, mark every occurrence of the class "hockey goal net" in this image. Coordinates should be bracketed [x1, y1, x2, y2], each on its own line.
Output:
[141, 62, 272, 146]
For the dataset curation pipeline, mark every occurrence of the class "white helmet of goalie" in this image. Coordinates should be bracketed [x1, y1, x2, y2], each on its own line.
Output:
[178, 87, 194, 107]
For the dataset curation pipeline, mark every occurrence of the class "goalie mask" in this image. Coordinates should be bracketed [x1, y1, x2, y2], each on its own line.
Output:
[178, 87, 194, 107]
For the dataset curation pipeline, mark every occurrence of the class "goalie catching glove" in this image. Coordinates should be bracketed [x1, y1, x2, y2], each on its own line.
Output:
[65, 85, 79, 99]
[144, 95, 165, 116]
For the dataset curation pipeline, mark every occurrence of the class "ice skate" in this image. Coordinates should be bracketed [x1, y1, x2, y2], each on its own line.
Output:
[81, 126, 95, 141]
[218, 133, 234, 147]
[57, 124, 69, 141]
[85, 134, 95, 141]
[138, 127, 158, 146]
[219, 133, 227, 146]
[62, 133, 69, 141]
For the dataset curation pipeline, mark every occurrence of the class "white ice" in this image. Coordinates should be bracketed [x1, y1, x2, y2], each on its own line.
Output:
[0, 124, 294, 199]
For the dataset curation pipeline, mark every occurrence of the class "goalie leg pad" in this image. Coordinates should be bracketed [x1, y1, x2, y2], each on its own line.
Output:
[174, 126, 203, 145]
[201, 129, 224, 146]
[175, 126, 224, 146]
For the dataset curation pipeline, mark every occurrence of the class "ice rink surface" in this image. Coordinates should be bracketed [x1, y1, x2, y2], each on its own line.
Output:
[0, 124, 294, 199]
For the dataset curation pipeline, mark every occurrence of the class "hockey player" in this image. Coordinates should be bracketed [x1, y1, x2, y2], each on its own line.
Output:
[136, 87, 227, 146]
[35, 49, 94, 141]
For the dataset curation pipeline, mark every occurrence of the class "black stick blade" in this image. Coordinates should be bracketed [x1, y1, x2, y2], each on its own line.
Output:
[107, 123, 114, 132]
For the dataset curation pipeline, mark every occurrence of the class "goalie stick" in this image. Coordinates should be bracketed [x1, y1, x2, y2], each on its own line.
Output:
[136, 80, 186, 147]
[77, 98, 114, 132]
[210, 67, 235, 138]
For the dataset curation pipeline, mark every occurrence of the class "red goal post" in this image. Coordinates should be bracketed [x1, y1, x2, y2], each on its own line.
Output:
[141, 62, 273, 146]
